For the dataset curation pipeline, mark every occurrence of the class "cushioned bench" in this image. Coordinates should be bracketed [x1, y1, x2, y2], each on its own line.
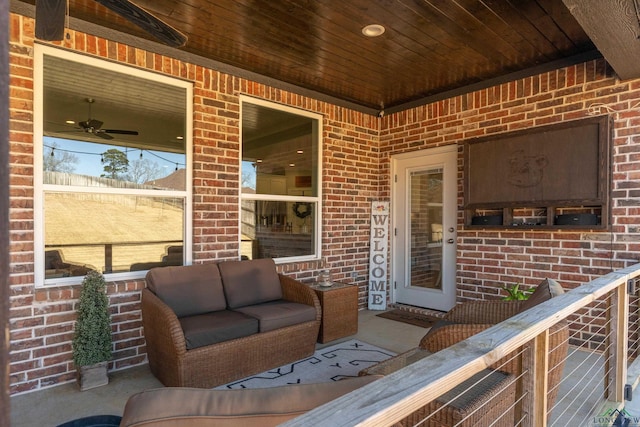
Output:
[119, 376, 383, 427]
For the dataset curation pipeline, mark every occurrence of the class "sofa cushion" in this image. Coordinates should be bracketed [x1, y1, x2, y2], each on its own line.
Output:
[179, 310, 259, 350]
[120, 375, 382, 427]
[233, 301, 317, 332]
[519, 278, 564, 313]
[218, 259, 283, 309]
[146, 264, 226, 318]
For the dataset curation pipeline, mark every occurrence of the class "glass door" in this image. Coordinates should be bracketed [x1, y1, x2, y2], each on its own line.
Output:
[392, 147, 457, 311]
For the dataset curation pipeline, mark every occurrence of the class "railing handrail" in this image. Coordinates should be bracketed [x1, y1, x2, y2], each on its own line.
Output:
[283, 264, 640, 426]
[45, 239, 183, 248]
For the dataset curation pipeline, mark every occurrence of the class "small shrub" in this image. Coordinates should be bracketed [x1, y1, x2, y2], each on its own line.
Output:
[502, 283, 534, 301]
[72, 270, 112, 367]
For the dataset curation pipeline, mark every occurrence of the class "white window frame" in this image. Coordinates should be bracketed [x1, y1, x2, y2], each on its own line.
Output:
[34, 44, 193, 287]
[239, 96, 323, 263]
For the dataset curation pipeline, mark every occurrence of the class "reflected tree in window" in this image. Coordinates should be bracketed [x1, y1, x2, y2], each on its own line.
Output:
[44, 142, 78, 173]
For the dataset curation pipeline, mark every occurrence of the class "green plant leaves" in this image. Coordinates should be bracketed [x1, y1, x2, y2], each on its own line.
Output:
[72, 270, 112, 367]
[502, 283, 534, 301]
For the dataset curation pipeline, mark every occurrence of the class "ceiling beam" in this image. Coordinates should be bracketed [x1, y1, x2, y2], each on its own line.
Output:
[563, 0, 640, 80]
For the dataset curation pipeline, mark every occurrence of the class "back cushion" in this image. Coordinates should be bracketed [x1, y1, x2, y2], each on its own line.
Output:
[120, 376, 382, 427]
[218, 259, 282, 309]
[519, 278, 564, 313]
[146, 264, 226, 317]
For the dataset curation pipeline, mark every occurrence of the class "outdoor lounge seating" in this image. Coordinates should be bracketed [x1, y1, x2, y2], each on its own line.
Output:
[118, 376, 384, 427]
[44, 249, 95, 278]
[129, 245, 184, 271]
[360, 278, 569, 426]
[141, 258, 321, 388]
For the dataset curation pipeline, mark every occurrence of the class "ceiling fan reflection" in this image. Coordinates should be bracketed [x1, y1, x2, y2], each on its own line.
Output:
[75, 98, 139, 140]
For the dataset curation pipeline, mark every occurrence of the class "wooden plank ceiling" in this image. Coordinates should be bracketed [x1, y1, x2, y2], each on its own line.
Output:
[11, 0, 621, 115]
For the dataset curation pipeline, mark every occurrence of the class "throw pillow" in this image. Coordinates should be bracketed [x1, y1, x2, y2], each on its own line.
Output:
[519, 278, 564, 313]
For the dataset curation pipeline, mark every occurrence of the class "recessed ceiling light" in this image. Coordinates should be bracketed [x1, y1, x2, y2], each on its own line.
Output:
[65, 120, 75, 124]
[362, 24, 385, 37]
[289, 163, 295, 167]
[176, 136, 184, 140]
[256, 159, 263, 163]
[297, 150, 304, 154]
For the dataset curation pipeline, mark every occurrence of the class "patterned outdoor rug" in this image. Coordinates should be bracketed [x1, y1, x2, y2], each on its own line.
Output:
[376, 309, 440, 328]
[215, 339, 395, 390]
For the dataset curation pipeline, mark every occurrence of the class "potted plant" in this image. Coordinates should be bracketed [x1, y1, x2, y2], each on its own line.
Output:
[72, 270, 112, 391]
[502, 283, 534, 301]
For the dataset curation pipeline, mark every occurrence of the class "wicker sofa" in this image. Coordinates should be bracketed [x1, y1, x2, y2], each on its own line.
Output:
[142, 258, 321, 388]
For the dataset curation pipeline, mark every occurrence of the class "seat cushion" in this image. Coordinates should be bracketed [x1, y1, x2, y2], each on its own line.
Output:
[218, 259, 283, 309]
[179, 310, 259, 350]
[233, 301, 317, 332]
[120, 376, 382, 427]
[519, 278, 564, 313]
[146, 264, 226, 318]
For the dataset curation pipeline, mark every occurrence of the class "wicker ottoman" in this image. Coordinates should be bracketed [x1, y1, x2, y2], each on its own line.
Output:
[400, 369, 516, 427]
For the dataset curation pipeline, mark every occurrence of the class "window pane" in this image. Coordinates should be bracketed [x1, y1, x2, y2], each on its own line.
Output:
[43, 137, 186, 190]
[43, 54, 187, 190]
[242, 103, 317, 196]
[409, 168, 444, 290]
[44, 192, 184, 278]
[241, 199, 315, 259]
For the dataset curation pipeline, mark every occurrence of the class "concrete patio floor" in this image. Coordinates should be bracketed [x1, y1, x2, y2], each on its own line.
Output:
[10, 309, 640, 426]
[10, 309, 427, 426]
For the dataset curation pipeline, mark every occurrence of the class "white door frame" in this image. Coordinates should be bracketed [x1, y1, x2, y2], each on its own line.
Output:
[390, 145, 458, 311]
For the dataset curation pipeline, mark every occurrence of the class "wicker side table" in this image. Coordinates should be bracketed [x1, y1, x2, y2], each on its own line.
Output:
[310, 282, 358, 343]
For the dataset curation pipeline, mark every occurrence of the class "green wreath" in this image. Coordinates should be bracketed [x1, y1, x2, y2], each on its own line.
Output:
[292, 202, 312, 219]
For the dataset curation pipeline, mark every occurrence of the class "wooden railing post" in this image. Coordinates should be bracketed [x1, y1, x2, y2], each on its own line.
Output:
[607, 281, 629, 402]
[521, 330, 550, 427]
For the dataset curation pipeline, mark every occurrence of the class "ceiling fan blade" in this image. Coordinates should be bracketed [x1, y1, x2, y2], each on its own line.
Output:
[103, 129, 139, 135]
[93, 0, 188, 47]
[35, 0, 66, 41]
[79, 119, 104, 130]
[96, 132, 114, 140]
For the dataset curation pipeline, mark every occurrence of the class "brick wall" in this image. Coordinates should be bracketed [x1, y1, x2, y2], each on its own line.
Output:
[380, 60, 640, 300]
[8, 13, 379, 394]
[9, 10, 640, 395]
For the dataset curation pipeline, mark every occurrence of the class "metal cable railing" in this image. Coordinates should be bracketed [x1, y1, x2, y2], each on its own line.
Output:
[284, 264, 640, 427]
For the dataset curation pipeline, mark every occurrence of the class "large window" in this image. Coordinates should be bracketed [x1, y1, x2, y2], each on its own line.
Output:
[240, 98, 321, 262]
[35, 45, 192, 286]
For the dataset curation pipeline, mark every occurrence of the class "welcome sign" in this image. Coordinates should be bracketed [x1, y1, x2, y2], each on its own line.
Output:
[368, 201, 389, 310]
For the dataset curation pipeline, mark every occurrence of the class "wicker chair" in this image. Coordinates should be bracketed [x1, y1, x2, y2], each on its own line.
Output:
[415, 300, 569, 426]
[362, 281, 569, 426]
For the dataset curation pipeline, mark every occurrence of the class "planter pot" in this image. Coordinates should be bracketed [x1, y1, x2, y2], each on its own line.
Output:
[77, 361, 109, 391]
